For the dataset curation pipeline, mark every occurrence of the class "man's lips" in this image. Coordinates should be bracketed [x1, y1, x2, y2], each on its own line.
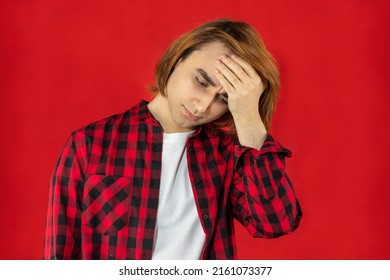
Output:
[183, 106, 201, 121]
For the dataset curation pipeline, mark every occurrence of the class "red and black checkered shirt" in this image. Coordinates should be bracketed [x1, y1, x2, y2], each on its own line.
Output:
[43, 100, 302, 259]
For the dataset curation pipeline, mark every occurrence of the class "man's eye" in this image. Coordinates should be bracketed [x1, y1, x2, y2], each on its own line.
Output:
[195, 77, 208, 88]
[218, 93, 228, 104]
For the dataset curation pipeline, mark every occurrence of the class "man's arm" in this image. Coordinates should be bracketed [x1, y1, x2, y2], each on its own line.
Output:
[215, 54, 301, 237]
[230, 135, 302, 238]
[43, 134, 83, 259]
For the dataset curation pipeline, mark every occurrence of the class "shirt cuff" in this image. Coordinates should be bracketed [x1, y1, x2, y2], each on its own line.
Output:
[235, 134, 292, 159]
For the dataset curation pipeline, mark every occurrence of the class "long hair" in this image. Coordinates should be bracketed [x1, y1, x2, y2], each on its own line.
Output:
[150, 19, 280, 136]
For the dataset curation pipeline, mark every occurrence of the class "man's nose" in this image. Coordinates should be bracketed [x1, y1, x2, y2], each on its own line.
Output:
[194, 93, 215, 114]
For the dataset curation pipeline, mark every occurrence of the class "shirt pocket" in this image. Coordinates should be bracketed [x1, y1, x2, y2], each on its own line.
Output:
[82, 174, 131, 235]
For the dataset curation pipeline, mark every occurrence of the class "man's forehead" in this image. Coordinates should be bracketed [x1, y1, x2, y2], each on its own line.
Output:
[190, 45, 229, 58]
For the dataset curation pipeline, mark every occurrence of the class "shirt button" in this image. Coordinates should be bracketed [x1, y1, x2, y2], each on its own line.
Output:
[188, 146, 194, 153]
[194, 179, 200, 185]
[153, 145, 160, 152]
[203, 214, 209, 221]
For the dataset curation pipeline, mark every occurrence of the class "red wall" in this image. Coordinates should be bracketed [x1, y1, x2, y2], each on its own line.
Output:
[1, 0, 389, 259]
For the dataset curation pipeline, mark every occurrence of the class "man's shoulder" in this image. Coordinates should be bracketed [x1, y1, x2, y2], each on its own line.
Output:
[71, 100, 149, 140]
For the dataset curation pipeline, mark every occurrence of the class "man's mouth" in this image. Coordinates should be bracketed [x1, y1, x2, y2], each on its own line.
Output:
[183, 106, 200, 121]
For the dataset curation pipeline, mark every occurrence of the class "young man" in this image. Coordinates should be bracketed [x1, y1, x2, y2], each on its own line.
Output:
[44, 19, 302, 260]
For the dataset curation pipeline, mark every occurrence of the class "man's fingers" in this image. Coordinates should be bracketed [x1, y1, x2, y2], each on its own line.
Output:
[230, 54, 258, 78]
[215, 69, 234, 94]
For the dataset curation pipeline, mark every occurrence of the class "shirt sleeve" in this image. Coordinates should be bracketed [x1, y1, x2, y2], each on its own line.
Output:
[43, 133, 84, 259]
[230, 134, 302, 238]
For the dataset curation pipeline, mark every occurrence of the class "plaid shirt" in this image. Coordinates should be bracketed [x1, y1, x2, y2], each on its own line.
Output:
[44, 100, 302, 260]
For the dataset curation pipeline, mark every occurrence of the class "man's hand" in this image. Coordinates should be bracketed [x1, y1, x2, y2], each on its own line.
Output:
[215, 54, 267, 149]
[215, 54, 264, 116]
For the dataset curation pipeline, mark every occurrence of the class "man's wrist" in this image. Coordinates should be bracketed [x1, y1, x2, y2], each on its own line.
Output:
[233, 113, 267, 149]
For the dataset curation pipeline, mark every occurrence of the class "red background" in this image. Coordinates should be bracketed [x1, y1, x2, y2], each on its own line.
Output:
[1, 0, 389, 259]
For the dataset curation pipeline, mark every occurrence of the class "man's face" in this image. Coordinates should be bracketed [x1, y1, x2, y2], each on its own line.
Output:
[164, 42, 230, 132]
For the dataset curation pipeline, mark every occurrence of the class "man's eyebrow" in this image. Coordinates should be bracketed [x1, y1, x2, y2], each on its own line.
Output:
[196, 68, 217, 87]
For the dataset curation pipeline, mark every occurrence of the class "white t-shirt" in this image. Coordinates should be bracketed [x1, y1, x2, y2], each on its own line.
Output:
[152, 131, 206, 260]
